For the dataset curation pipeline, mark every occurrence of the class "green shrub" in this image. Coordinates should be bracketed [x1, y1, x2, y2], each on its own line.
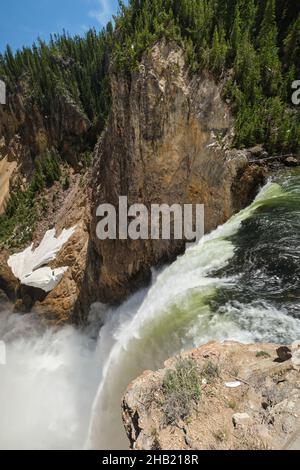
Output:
[63, 175, 70, 191]
[162, 358, 201, 424]
[78, 151, 93, 169]
[202, 360, 220, 383]
[256, 351, 271, 358]
[0, 183, 36, 249]
[40, 197, 49, 214]
[0, 150, 62, 248]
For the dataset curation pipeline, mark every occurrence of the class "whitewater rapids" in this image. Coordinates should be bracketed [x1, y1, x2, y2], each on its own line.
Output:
[87, 174, 300, 449]
[1, 170, 300, 450]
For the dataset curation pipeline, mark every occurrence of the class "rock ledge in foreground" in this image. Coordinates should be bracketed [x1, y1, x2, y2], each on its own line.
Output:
[122, 341, 300, 450]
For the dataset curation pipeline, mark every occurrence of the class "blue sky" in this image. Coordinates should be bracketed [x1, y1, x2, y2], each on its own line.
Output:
[0, 0, 124, 52]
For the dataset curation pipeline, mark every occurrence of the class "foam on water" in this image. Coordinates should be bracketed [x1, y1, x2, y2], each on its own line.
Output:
[87, 180, 300, 449]
[0, 311, 100, 450]
[1, 176, 299, 450]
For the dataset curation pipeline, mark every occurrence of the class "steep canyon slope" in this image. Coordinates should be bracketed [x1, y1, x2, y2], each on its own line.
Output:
[0, 41, 265, 321]
[88, 41, 266, 305]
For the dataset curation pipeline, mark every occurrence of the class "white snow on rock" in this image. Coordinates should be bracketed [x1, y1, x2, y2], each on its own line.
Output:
[7, 227, 76, 293]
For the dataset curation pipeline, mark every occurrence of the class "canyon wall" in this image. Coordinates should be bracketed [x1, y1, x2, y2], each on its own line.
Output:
[0, 41, 266, 321]
[0, 82, 92, 322]
[87, 41, 265, 305]
[0, 81, 91, 171]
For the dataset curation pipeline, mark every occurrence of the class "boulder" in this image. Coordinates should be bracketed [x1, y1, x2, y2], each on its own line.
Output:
[232, 413, 252, 428]
[292, 350, 300, 371]
[247, 145, 268, 159]
[276, 346, 292, 362]
[285, 157, 299, 167]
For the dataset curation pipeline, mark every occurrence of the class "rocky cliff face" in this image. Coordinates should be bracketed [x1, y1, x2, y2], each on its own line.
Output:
[89, 41, 265, 305]
[0, 81, 91, 171]
[0, 40, 266, 321]
[122, 341, 300, 450]
[0, 79, 92, 323]
[0, 170, 91, 324]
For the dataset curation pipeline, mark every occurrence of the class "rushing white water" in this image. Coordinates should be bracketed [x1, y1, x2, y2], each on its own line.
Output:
[87, 180, 300, 450]
[1, 176, 300, 450]
[0, 309, 100, 450]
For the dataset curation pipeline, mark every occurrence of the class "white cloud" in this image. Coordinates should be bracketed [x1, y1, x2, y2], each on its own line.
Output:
[88, 0, 112, 25]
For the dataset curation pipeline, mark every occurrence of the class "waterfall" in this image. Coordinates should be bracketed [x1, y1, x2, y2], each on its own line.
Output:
[0, 310, 100, 450]
[87, 176, 300, 449]
[1, 171, 300, 450]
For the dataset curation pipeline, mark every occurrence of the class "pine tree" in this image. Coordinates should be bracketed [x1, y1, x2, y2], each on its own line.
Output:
[0, 0, 299, 160]
[230, 2, 242, 59]
[258, 0, 282, 96]
[284, 13, 300, 76]
[210, 27, 228, 76]
[234, 35, 262, 103]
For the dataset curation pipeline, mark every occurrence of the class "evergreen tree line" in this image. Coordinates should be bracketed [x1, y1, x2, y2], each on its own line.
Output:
[0, 27, 113, 133]
[0, 0, 299, 156]
[0, 150, 62, 247]
[113, 0, 300, 153]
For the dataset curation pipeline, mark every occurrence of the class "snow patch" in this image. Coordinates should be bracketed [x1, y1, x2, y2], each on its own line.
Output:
[7, 227, 76, 292]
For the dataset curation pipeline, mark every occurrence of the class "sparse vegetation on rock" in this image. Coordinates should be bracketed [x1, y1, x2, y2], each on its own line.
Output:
[162, 358, 201, 424]
[123, 341, 300, 450]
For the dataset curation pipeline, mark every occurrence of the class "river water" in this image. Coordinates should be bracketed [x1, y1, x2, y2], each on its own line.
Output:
[0, 169, 300, 449]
